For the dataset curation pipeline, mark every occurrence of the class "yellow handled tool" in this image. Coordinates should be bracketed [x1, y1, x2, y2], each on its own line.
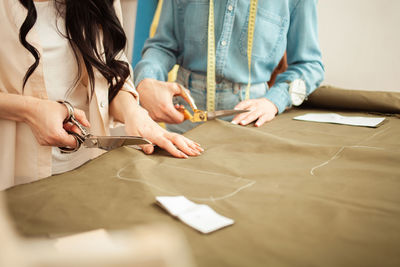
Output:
[176, 85, 248, 123]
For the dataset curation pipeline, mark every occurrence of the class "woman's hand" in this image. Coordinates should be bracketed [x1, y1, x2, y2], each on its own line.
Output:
[0, 93, 90, 148]
[110, 90, 203, 158]
[124, 104, 203, 158]
[231, 98, 278, 127]
[25, 98, 90, 148]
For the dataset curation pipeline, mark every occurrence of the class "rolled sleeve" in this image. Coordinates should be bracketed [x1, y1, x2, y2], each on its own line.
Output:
[133, 50, 170, 87]
[274, 0, 325, 111]
[266, 82, 291, 114]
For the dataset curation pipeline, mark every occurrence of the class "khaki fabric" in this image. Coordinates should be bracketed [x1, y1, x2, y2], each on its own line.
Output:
[0, 192, 195, 267]
[5, 89, 400, 267]
[305, 85, 400, 114]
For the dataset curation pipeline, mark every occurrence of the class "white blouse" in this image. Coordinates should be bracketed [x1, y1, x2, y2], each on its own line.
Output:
[34, 1, 92, 174]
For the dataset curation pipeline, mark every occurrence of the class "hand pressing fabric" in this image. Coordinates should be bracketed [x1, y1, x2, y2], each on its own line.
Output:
[231, 98, 278, 127]
[110, 90, 203, 159]
[124, 105, 203, 158]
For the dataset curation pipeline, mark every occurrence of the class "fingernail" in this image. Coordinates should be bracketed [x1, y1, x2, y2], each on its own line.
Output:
[241, 120, 246, 124]
[255, 123, 260, 127]
[231, 121, 238, 125]
[194, 149, 202, 155]
[191, 151, 201, 156]
[193, 143, 203, 149]
[181, 152, 189, 159]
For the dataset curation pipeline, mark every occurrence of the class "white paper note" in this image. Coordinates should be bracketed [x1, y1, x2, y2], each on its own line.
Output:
[156, 196, 234, 234]
[293, 113, 385, 128]
[156, 196, 198, 217]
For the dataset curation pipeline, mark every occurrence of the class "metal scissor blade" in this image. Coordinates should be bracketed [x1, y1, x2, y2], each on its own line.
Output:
[83, 136, 152, 151]
[207, 109, 249, 120]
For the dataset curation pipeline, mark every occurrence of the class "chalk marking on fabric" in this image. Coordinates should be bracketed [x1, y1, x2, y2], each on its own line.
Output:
[311, 146, 345, 176]
[360, 127, 391, 143]
[113, 161, 256, 202]
[310, 128, 390, 176]
[205, 180, 256, 202]
[350, 145, 385, 150]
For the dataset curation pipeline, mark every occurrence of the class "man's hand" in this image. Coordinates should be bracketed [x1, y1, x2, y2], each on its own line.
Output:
[136, 78, 185, 124]
[231, 98, 278, 127]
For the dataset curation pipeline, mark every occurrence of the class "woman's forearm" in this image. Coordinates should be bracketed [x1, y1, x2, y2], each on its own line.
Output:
[109, 90, 142, 124]
[0, 92, 88, 147]
[0, 92, 38, 123]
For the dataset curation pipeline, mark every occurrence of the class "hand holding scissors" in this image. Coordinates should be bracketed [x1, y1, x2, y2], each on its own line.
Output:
[136, 79, 248, 124]
[58, 101, 151, 153]
[175, 85, 249, 123]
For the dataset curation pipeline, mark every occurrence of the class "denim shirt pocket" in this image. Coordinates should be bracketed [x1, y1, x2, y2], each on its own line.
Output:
[183, 1, 208, 44]
[239, 6, 288, 62]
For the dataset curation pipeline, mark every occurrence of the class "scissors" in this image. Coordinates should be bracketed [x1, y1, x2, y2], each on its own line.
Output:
[57, 101, 152, 153]
[176, 85, 249, 122]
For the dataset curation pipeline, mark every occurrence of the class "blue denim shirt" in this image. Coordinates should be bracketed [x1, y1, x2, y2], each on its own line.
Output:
[133, 0, 324, 113]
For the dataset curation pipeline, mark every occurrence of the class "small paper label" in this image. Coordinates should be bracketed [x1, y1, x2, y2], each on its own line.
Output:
[178, 205, 234, 234]
[156, 196, 234, 234]
[156, 196, 198, 217]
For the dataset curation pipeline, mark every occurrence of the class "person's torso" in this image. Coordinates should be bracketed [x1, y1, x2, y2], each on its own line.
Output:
[34, 0, 92, 175]
[174, 0, 296, 83]
[0, 0, 111, 188]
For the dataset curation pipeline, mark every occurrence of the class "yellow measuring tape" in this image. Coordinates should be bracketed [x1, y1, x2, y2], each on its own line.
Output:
[207, 0, 217, 112]
[246, 0, 258, 100]
[207, 0, 258, 112]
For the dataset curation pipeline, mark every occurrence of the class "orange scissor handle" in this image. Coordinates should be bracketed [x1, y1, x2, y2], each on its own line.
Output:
[177, 84, 197, 110]
[175, 85, 208, 122]
[176, 105, 208, 123]
[176, 105, 193, 121]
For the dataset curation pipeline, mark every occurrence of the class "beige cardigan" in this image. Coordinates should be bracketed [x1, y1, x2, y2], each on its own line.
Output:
[0, 0, 137, 190]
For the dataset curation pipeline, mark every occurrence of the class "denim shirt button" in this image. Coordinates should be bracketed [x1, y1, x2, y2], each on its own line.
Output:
[227, 5, 233, 12]
[221, 40, 227, 46]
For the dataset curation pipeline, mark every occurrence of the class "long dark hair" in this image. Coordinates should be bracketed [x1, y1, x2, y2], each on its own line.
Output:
[18, 0, 130, 103]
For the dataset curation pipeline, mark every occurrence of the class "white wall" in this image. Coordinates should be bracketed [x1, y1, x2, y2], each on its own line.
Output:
[318, 0, 400, 92]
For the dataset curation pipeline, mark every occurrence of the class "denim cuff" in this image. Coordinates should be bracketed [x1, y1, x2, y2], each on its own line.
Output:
[265, 82, 291, 114]
[133, 68, 165, 88]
